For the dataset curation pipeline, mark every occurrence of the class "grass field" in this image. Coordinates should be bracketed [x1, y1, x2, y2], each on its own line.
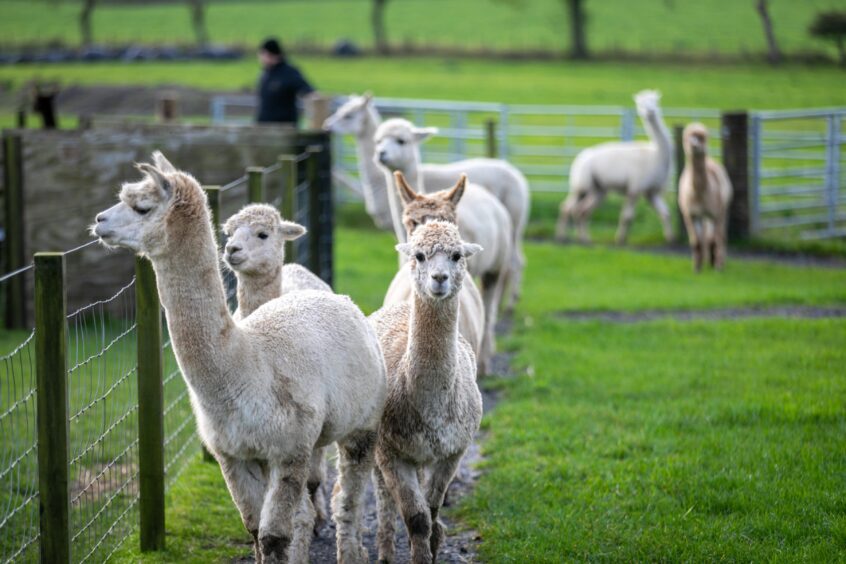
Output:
[1, 0, 844, 59]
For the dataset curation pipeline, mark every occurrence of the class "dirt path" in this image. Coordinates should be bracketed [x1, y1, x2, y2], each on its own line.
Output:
[556, 305, 846, 323]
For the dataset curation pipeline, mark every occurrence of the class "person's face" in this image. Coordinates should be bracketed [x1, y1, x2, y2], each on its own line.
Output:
[258, 49, 278, 68]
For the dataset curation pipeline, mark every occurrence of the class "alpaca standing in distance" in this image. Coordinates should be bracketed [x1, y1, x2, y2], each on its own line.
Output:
[324, 93, 529, 311]
[222, 203, 332, 529]
[556, 89, 675, 244]
[374, 118, 512, 376]
[92, 152, 386, 564]
[369, 220, 483, 564]
[678, 122, 733, 271]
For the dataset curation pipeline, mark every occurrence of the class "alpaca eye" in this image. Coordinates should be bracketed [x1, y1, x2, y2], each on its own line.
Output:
[396, 139, 405, 146]
[415, 252, 425, 262]
[133, 206, 150, 216]
[258, 232, 269, 240]
[452, 252, 461, 262]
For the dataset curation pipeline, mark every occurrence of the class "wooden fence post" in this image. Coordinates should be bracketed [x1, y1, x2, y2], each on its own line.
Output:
[306, 146, 322, 276]
[485, 119, 497, 158]
[247, 167, 264, 203]
[279, 156, 297, 264]
[34, 252, 70, 564]
[673, 124, 687, 244]
[722, 111, 751, 241]
[136, 256, 165, 551]
[3, 132, 27, 329]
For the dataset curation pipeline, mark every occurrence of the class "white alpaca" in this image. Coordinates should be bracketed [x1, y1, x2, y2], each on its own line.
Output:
[92, 152, 386, 564]
[556, 89, 675, 244]
[369, 220, 483, 564]
[678, 122, 733, 272]
[374, 118, 512, 378]
[382, 173, 487, 375]
[324, 93, 529, 310]
[221, 203, 333, 530]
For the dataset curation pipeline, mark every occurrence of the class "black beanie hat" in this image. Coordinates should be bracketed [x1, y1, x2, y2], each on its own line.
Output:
[261, 38, 283, 56]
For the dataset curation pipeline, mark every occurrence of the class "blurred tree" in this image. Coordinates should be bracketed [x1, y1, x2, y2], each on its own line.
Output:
[187, 0, 209, 47]
[372, 0, 389, 54]
[566, 0, 589, 59]
[755, 0, 782, 65]
[809, 11, 846, 66]
[80, 0, 96, 47]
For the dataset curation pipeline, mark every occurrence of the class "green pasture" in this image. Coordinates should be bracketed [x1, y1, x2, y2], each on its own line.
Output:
[1, 0, 844, 59]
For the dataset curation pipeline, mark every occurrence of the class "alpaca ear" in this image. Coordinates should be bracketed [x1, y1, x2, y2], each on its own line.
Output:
[412, 126, 438, 143]
[362, 91, 373, 105]
[135, 162, 171, 197]
[395, 243, 413, 256]
[151, 151, 176, 174]
[461, 243, 483, 258]
[443, 174, 467, 207]
[394, 171, 419, 206]
[278, 220, 306, 240]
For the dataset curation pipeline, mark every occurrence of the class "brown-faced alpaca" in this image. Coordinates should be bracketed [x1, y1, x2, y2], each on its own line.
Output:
[678, 122, 733, 271]
[222, 204, 332, 530]
[369, 221, 483, 564]
[92, 152, 386, 564]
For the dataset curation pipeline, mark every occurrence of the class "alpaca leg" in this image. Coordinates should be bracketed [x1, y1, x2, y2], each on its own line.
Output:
[682, 213, 702, 273]
[259, 456, 309, 564]
[504, 237, 526, 314]
[648, 191, 674, 242]
[307, 447, 327, 533]
[615, 193, 639, 245]
[423, 453, 462, 561]
[555, 193, 577, 241]
[713, 216, 728, 270]
[575, 191, 603, 244]
[479, 270, 503, 376]
[374, 467, 399, 563]
[218, 455, 268, 563]
[332, 431, 376, 564]
[288, 489, 317, 564]
[377, 452, 432, 564]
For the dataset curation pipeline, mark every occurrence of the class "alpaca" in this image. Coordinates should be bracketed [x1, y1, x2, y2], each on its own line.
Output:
[368, 220, 483, 563]
[92, 152, 386, 564]
[556, 89, 675, 245]
[678, 122, 733, 272]
[221, 203, 332, 530]
[324, 93, 528, 310]
[382, 173, 487, 375]
[374, 118, 512, 378]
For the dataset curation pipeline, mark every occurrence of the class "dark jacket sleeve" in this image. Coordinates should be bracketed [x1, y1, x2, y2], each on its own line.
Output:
[293, 68, 315, 96]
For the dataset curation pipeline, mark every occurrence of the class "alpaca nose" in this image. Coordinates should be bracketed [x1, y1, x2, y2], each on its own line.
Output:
[95, 212, 107, 223]
[379, 150, 388, 162]
[226, 243, 241, 254]
[432, 272, 449, 283]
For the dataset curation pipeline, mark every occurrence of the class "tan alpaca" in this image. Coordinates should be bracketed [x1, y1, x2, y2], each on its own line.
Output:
[222, 203, 332, 530]
[369, 220, 483, 564]
[374, 118, 512, 375]
[92, 152, 386, 564]
[678, 123, 733, 271]
[383, 172, 487, 375]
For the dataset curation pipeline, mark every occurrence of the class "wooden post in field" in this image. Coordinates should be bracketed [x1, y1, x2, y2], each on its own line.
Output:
[34, 252, 70, 564]
[156, 94, 179, 123]
[305, 93, 331, 130]
[136, 256, 165, 551]
[485, 119, 497, 158]
[247, 167, 264, 203]
[16, 108, 27, 128]
[722, 111, 751, 241]
[673, 124, 687, 244]
[3, 132, 27, 330]
[306, 146, 322, 275]
[279, 156, 297, 264]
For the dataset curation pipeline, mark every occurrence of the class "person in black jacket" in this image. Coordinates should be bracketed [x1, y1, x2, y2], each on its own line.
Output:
[256, 38, 314, 125]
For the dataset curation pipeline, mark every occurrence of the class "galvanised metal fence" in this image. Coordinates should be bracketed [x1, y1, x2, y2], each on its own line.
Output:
[0, 140, 332, 562]
[750, 108, 845, 240]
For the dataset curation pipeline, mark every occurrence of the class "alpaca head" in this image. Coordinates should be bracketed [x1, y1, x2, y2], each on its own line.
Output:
[222, 204, 306, 276]
[394, 171, 465, 235]
[93, 151, 204, 256]
[396, 220, 481, 302]
[373, 118, 437, 172]
[322, 92, 376, 136]
[634, 89, 662, 121]
[683, 122, 709, 157]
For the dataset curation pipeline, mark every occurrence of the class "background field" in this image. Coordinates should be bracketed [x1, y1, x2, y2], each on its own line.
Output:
[2, 0, 846, 59]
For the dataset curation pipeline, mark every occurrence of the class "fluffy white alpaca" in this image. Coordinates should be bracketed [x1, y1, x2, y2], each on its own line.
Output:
[92, 152, 386, 564]
[678, 122, 733, 272]
[368, 221, 483, 564]
[221, 203, 333, 530]
[382, 173, 486, 375]
[374, 118, 512, 379]
[324, 93, 528, 310]
[556, 89, 675, 244]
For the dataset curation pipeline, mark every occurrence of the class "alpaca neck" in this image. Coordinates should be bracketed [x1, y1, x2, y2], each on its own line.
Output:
[151, 208, 241, 401]
[354, 107, 392, 228]
[689, 152, 710, 194]
[385, 158, 423, 244]
[236, 266, 282, 318]
[405, 291, 460, 393]
[642, 111, 672, 161]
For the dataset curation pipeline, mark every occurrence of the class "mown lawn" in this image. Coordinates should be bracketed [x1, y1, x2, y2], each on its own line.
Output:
[108, 220, 846, 561]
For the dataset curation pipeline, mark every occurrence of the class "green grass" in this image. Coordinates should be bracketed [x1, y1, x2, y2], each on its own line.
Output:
[459, 316, 846, 561]
[1, 0, 844, 59]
